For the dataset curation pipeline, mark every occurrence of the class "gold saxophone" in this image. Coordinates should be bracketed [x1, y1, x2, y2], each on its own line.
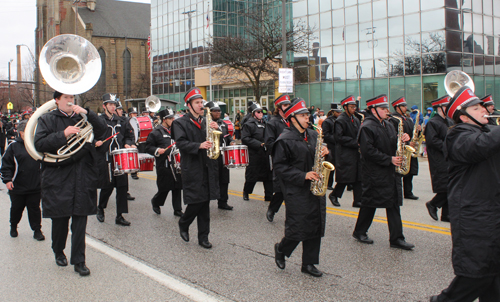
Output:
[393, 116, 415, 175]
[310, 125, 335, 196]
[205, 107, 222, 160]
[410, 109, 424, 157]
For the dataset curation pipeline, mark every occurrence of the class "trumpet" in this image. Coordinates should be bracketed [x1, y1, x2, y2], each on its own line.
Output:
[484, 115, 500, 125]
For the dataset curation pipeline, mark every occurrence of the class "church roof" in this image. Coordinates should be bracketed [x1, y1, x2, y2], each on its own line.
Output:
[78, 0, 150, 39]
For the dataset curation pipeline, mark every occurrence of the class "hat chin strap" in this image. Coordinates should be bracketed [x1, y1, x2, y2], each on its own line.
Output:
[291, 115, 307, 130]
[460, 109, 486, 128]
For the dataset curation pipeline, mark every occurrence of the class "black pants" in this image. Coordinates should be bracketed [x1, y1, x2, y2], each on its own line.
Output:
[179, 201, 210, 242]
[9, 193, 42, 231]
[218, 182, 229, 206]
[403, 174, 414, 196]
[244, 180, 273, 201]
[435, 275, 500, 302]
[327, 169, 335, 188]
[278, 237, 321, 265]
[430, 192, 449, 219]
[353, 202, 405, 243]
[333, 181, 362, 203]
[51, 216, 87, 265]
[152, 189, 182, 211]
[268, 191, 284, 213]
[99, 184, 128, 215]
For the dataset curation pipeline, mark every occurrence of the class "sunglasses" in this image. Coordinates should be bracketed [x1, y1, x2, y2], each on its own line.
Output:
[254, 111, 263, 114]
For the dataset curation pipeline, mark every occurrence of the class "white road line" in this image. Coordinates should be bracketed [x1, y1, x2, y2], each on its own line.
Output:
[86, 236, 222, 302]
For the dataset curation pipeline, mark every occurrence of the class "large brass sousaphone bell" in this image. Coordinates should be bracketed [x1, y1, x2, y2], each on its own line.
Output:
[444, 70, 475, 97]
[25, 34, 102, 163]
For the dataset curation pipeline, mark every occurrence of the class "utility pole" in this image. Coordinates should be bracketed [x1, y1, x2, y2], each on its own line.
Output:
[282, 0, 287, 68]
[8, 59, 13, 109]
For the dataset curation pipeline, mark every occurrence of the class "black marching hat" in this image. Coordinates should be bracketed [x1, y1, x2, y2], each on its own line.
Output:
[158, 107, 175, 120]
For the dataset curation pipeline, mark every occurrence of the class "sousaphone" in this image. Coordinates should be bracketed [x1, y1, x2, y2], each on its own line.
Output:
[25, 34, 102, 163]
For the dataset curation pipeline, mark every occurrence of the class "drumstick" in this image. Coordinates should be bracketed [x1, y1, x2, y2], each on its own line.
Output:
[101, 132, 118, 144]
[163, 142, 176, 151]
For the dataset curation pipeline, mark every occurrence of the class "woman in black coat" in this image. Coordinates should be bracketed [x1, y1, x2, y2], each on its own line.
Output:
[431, 87, 500, 302]
[145, 107, 183, 217]
[34, 91, 107, 276]
[273, 98, 328, 277]
[241, 103, 273, 201]
[423, 96, 453, 222]
[352, 95, 414, 250]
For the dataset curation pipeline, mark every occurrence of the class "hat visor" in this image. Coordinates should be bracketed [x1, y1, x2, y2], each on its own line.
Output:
[461, 98, 482, 109]
[373, 103, 389, 108]
[293, 108, 310, 115]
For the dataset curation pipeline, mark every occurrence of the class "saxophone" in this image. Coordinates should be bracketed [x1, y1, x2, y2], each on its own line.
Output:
[393, 116, 415, 176]
[410, 109, 424, 157]
[310, 125, 335, 196]
[205, 107, 222, 160]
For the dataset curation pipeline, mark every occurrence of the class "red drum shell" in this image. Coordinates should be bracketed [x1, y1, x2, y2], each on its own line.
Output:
[138, 153, 155, 171]
[111, 148, 139, 174]
[223, 120, 234, 137]
[222, 145, 249, 168]
[131, 116, 153, 143]
[172, 149, 181, 173]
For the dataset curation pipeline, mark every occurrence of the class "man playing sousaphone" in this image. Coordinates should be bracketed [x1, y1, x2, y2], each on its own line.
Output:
[95, 94, 136, 226]
[34, 91, 107, 276]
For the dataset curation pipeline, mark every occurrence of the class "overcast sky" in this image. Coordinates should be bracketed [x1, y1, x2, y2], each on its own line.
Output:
[0, 0, 151, 81]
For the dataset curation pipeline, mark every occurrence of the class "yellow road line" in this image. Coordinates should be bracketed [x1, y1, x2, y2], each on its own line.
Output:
[136, 174, 450, 235]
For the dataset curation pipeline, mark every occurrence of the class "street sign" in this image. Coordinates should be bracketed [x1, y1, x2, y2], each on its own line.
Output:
[7, 102, 13, 110]
[278, 68, 294, 93]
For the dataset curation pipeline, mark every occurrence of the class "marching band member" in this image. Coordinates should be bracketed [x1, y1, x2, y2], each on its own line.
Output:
[264, 94, 291, 222]
[95, 94, 136, 226]
[424, 96, 453, 222]
[172, 87, 220, 249]
[328, 96, 362, 208]
[127, 106, 140, 180]
[320, 103, 342, 191]
[481, 95, 497, 126]
[431, 87, 500, 302]
[34, 91, 107, 276]
[241, 103, 273, 201]
[206, 101, 234, 210]
[1, 120, 44, 241]
[352, 95, 415, 250]
[389, 97, 420, 200]
[145, 107, 183, 216]
[273, 98, 328, 277]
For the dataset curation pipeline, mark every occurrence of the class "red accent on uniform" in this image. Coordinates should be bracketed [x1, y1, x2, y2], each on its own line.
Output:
[275, 95, 290, 106]
[184, 89, 202, 104]
[190, 118, 202, 129]
[284, 100, 308, 119]
[392, 98, 406, 107]
[482, 95, 493, 104]
[366, 96, 387, 107]
[447, 88, 477, 119]
[431, 97, 450, 107]
[341, 96, 355, 106]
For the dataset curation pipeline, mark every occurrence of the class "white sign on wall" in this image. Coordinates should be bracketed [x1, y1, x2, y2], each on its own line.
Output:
[278, 68, 294, 93]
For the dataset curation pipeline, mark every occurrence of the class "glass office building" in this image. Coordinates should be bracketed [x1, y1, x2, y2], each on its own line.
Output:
[151, 0, 500, 112]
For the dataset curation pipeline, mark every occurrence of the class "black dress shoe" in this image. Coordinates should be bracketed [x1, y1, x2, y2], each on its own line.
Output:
[243, 192, 249, 201]
[274, 243, 285, 269]
[347, 184, 353, 191]
[352, 201, 362, 208]
[430, 295, 440, 302]
[327, 186, 334, 191]
[151, 199, 161, 214]
[127, 193, 135, 201]
[199, 241, 212, 249]
[266, 209, 275, 222]
[441, 216, 450, 222]
[131, 173, 139, 180]
[55, 252, 68, 267]
[218, 204, 234, 210]
[10, 226, 18, 238]
[352, 233, 374, 244]
[425, 201, 438, 221]
[33, 230, 45, 241]
[390, 239, 415, 250]
[173, 210, 183, 217]
[74, 262, 90, 276]
[96, 207, 105, 223]
[301, 264, 323, 277]
[179, 226, 189, 242]
[115, 215, 131, 226]
[404, 194, 419, 200]
[328, 193, 341, 207]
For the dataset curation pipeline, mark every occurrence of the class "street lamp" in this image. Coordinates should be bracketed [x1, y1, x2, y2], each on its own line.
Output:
[8, 59, 13, 109]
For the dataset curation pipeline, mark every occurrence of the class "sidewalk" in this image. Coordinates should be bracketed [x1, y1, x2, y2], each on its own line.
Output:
[0, 186, 217, 302]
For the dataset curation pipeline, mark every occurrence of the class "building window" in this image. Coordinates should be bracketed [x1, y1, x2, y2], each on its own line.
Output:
[97, 48, 106, 95]
[123, 49, 131, 98]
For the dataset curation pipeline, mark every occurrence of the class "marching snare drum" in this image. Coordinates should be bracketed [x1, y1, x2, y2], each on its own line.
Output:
[111, 148, 139, 176]
[171, 147, 182, 174]
[222, 120, 234, 137]
[130, 116, 153, 143]
[222, 145, 249, 168]
[138, 153, 154, 171]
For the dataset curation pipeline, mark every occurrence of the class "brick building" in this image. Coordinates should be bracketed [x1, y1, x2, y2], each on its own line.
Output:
[35, 0, 150, 112]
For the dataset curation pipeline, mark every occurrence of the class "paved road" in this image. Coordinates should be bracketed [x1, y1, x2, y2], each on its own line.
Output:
[1, 157, 454, 301]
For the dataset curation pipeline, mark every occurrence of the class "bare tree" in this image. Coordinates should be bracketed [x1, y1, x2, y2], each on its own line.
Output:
[132, 73, 150, 98]
[207, 5, 313, 103]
